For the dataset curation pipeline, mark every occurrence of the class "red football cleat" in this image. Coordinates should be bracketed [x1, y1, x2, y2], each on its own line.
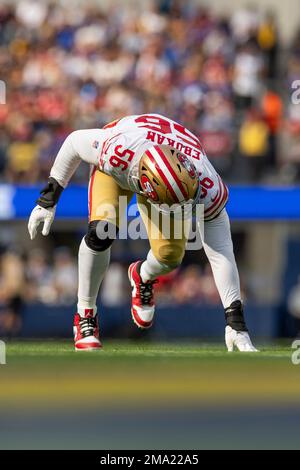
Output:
[128, 261, 157, 329]
[73, 307, 102, 351]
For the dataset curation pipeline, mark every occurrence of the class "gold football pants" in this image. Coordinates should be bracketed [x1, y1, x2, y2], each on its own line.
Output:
[88, 168, 187, 265]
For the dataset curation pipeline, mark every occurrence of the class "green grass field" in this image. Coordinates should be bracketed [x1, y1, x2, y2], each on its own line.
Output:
[1, 340, 299, 449]
[2, 340, 299, 406]
[5, 339, 292, 358]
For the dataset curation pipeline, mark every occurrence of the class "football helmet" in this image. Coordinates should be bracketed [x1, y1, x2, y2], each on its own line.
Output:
[132, 145, 200, 213]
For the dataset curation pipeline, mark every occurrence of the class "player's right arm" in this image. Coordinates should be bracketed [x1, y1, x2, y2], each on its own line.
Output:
[28, 129, 102, 240]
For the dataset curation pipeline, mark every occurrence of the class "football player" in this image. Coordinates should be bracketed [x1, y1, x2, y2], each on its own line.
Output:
[28, 114, 257, 352]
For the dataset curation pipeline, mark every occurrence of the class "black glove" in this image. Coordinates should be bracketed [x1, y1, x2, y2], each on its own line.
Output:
[36, 177, 64, 209]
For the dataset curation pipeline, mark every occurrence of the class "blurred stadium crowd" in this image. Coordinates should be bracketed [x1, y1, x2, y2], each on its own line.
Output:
[0, 244, 229, 335]
[1, 0, 300, 185]
[1, 0, 300, 336]
[0, 245, 224, 306]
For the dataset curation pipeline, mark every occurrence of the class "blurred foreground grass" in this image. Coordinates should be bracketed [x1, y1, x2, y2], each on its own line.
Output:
[0, 340, 298, 409]
[1, 340, 300, 449]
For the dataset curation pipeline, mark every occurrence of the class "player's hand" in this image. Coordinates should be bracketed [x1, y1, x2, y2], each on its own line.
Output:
[225, 326, 259, 352]
[28, 205, 56, 240]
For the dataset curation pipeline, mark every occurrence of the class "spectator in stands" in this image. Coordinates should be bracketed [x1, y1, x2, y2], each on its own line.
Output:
[281, 27, 300, 182]
[155, 269, 179, 305]
[232, 40, 264, 110]
[52, 247, 78, 305]
[0, 2, 287, 184]
[200, 264, 220, 305]
[173, 265, 204, 305]
[261, 88, 282, 170]
[230, 5, 259, 45]
[257, 11, 278, 79]
[239, 108, 270, 180]
[101, 262, 129, 306]
[0, 249, 24, 337]
[282, 102, 300, 182]
[25, 248, 54, 304]
[287, 277, 300, 337]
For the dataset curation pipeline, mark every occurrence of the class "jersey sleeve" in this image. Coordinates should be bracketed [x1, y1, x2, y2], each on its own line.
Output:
[50, 129, 103, 187]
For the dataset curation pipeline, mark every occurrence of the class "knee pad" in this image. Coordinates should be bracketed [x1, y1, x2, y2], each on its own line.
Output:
[85, 220, 118, 252]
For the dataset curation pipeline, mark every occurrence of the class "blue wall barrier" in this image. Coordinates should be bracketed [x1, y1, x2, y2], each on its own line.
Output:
[226, 186, 300, 220]
[19, 303, 278, 339]
[1, 184, 300, 221]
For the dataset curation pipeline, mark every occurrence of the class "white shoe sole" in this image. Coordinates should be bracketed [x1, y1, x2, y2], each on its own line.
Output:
[131, 308, 153, 329]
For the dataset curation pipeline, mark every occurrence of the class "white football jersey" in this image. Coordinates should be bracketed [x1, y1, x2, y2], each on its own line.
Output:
[51, 114, 226, 221]
[95, 114, 228, 221]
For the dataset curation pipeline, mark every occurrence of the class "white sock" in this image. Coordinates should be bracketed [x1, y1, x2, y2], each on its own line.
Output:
[77, 237, 110, 313]
[140, 249, 174, 282]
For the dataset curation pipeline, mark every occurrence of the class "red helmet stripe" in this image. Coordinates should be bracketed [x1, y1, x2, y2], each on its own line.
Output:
[145, 149, 180, 202]
[154, 146, 189, 199]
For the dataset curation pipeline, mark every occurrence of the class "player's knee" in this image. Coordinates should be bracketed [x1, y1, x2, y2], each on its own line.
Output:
[154, 244, 184, 268]
[85, 220, 118, 252]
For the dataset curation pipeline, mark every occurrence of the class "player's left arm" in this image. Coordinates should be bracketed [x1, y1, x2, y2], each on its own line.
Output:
[200, 209, 258, 352]
[28, 129, 100, 240]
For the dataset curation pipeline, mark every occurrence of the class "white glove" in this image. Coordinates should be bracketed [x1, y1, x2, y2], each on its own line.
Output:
[28, 205, 56, 240]
[225, 326, 259, 352]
